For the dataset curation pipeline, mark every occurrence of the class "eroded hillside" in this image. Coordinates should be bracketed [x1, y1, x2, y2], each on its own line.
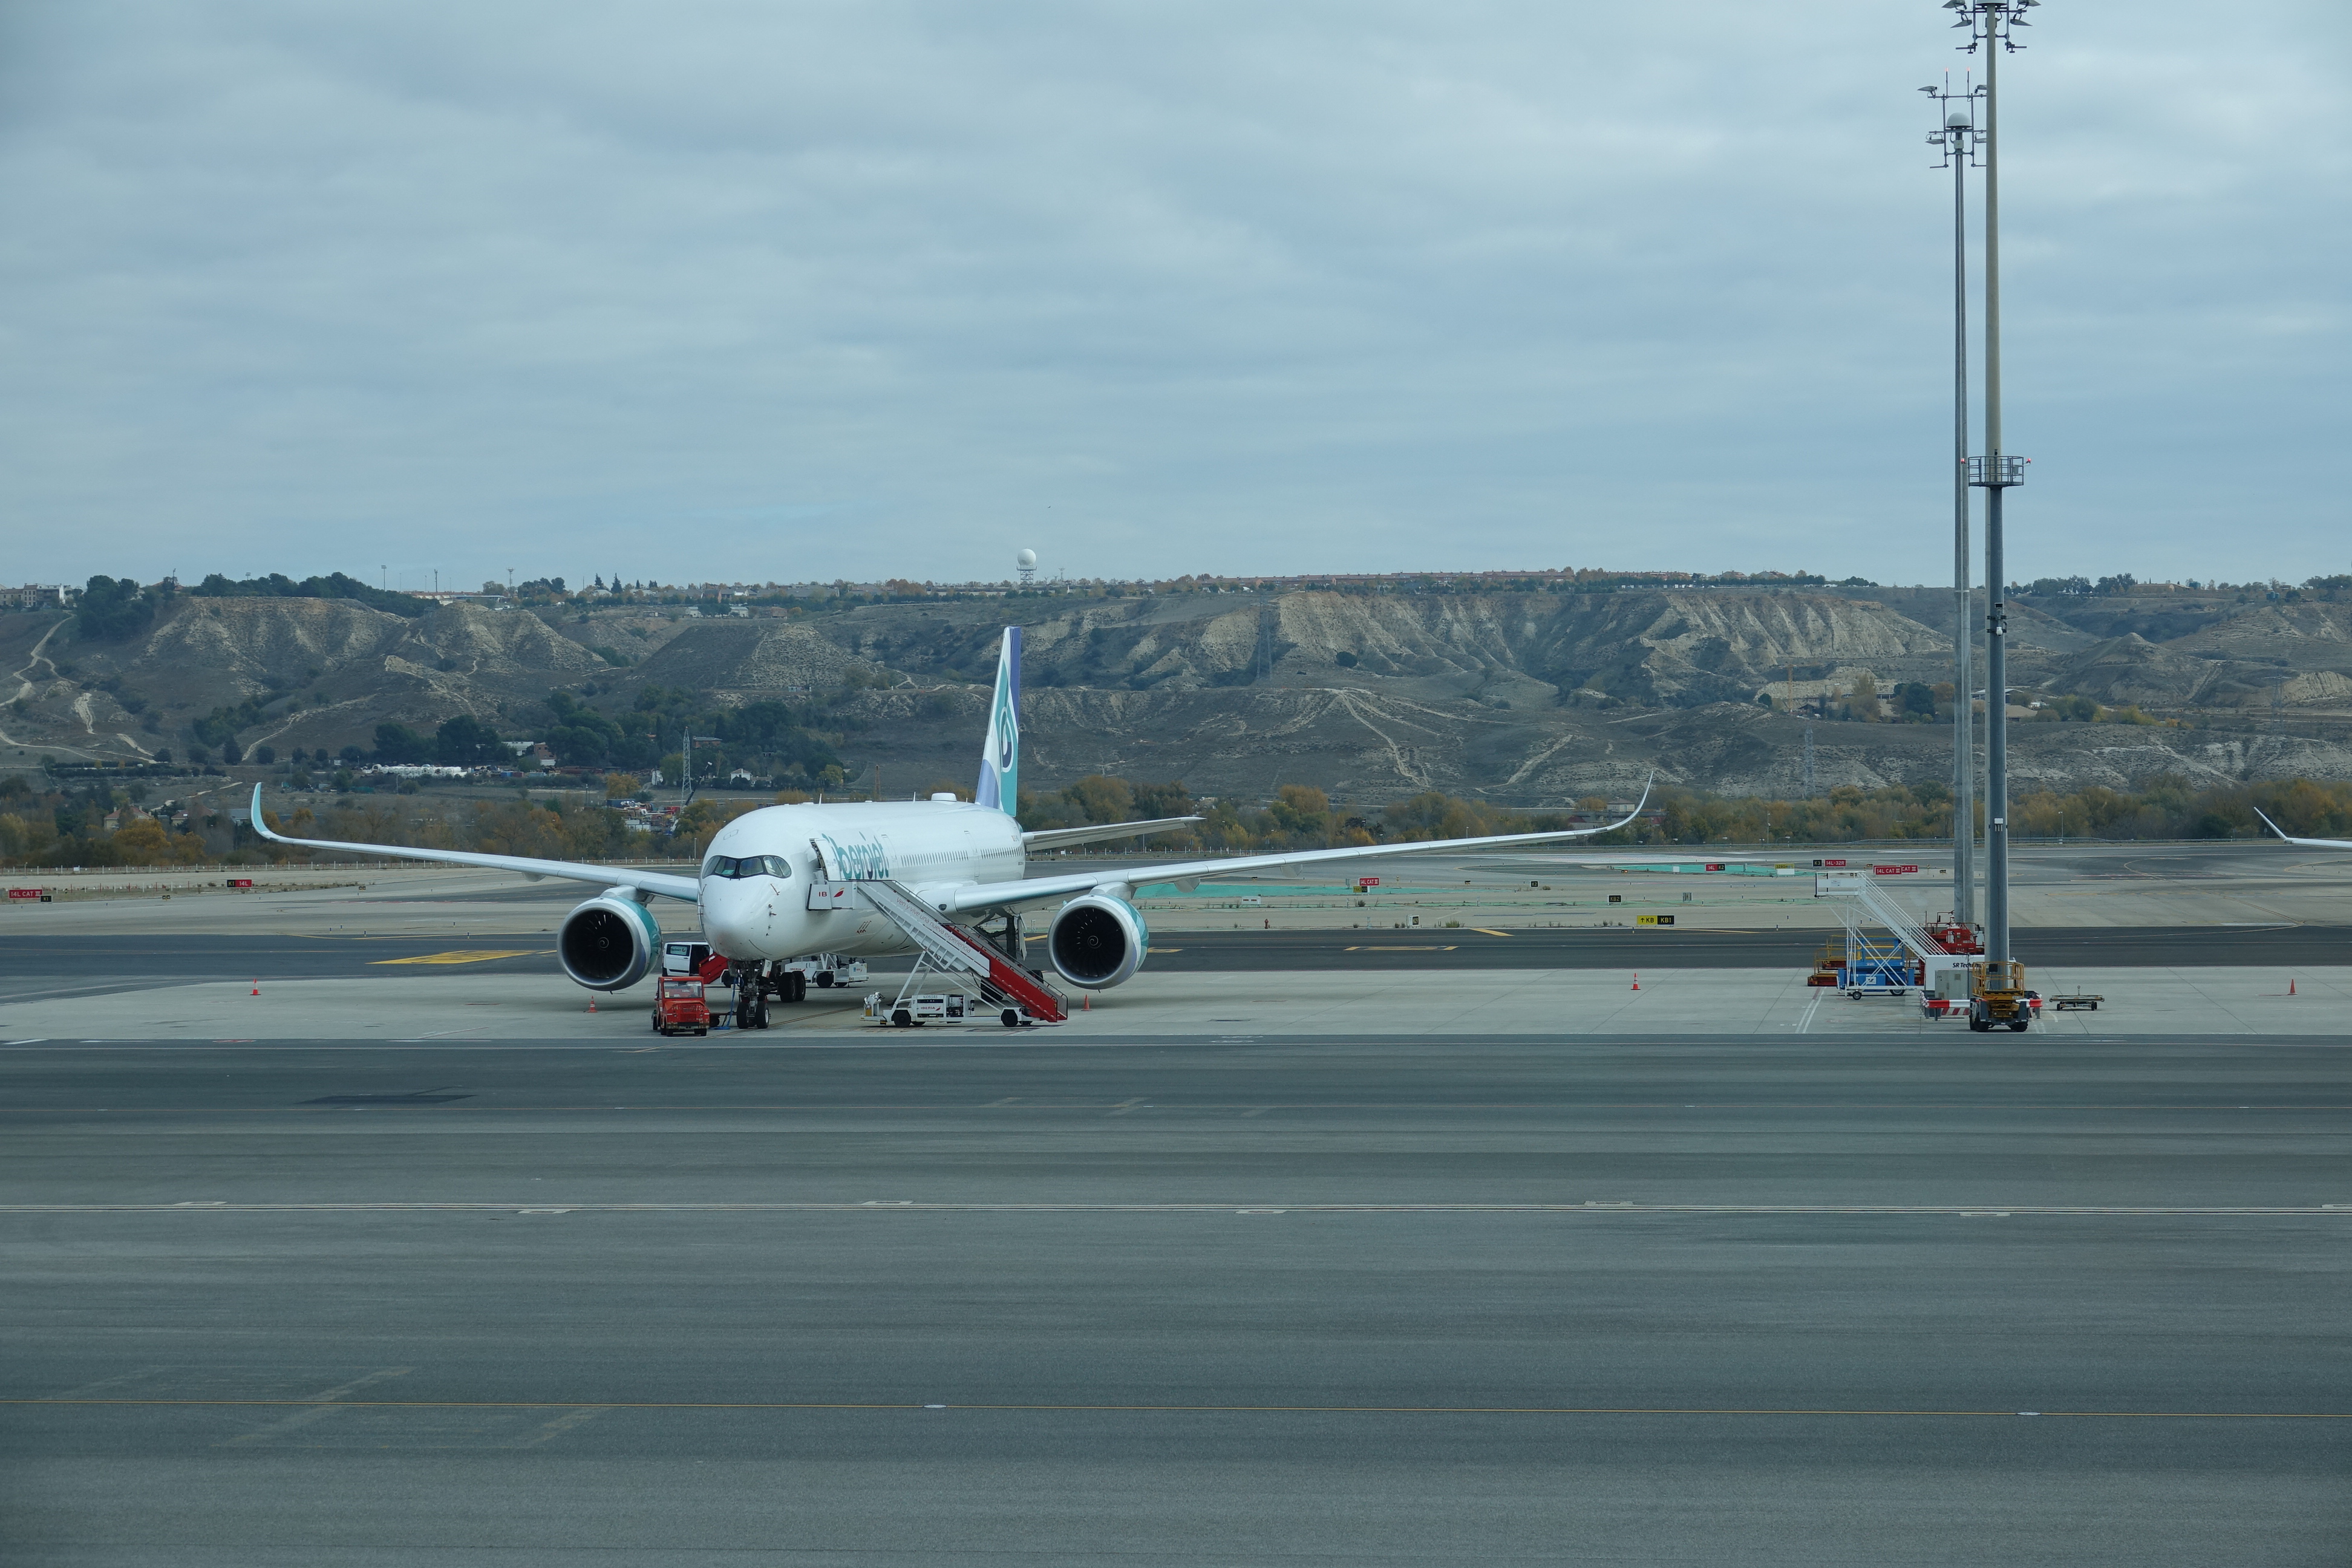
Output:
[9, 583, 2352, 802]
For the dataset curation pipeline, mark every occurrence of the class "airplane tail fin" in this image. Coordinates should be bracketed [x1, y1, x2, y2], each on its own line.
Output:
[975, 627, 1021, 814]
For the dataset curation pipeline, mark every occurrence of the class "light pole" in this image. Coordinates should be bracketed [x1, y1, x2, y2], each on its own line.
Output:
[1922, 73, 1984, 929]
[1948, 0, 2042, 966]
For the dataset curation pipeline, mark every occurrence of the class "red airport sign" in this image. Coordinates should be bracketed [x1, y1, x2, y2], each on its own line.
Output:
[1705, 863, 1725, 872]
[7, 888, 41, 900]
[227, 878, 254, 889]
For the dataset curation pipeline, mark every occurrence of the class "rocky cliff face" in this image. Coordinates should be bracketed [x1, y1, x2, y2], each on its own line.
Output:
[996, 589, 1958, 708]
[10, 584, 2352, 802]
[624, 618, 866, 702]
[2, 598, 606, 762]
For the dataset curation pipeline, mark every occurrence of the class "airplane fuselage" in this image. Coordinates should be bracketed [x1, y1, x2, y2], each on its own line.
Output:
[695, 800, 1028, 962]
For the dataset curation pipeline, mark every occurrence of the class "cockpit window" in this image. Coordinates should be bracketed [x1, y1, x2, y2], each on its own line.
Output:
[702, 854, 792, 880]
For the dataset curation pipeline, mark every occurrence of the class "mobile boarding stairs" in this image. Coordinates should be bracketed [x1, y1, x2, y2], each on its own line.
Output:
[817, 878, 1070, 1028]
[1814, 871, 1982, 1017]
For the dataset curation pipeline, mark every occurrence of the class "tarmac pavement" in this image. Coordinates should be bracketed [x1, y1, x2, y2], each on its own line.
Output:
[4, 1033, 2347, 1564]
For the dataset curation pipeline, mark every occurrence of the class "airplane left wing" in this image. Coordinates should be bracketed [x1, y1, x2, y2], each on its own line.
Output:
[1022, 816, 1205, 852]
[936, 788, 1670, 914]
[247, 786, 701, 902]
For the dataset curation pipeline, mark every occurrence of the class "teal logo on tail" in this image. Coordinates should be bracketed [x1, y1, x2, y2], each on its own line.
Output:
[975, 627, 1020, 812]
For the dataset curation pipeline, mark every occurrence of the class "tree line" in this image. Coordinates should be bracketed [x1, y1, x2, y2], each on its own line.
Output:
[8, 769, 2352, 871]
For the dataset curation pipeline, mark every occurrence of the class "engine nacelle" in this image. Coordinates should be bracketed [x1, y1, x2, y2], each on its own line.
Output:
[1048, 893, 1149, 989]
[557, 893, 660, 991]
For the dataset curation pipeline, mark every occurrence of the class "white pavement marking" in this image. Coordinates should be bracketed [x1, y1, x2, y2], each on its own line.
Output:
[15, 1203, 2348, 1217]
[52, 1366, 169, 1400]
[221, 1367, 413, 1445]
[503, 1405, 610, 1447]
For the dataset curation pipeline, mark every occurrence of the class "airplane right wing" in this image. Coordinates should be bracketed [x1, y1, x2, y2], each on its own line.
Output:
[247, 786, 701, 902]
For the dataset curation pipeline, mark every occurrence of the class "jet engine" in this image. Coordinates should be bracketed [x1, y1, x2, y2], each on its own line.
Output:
[1048, 893, 1149, 988]
[557, 893, 660, 990]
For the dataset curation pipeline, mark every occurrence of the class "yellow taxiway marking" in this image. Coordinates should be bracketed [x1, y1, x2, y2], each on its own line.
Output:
[1468, 928, 1514, 938]
[1344, 945, 1460, 952]
[371, 950, 544, 966]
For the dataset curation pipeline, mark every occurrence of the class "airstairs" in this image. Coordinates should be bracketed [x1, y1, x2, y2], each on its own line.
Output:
[852, 878, 1070, 1025]
[1841, 877, 1945, 959]
[1817, 874, 1979, 998]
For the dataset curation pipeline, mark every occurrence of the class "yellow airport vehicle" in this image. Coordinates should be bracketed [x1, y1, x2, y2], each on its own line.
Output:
[1968, 959, 2042, 1033]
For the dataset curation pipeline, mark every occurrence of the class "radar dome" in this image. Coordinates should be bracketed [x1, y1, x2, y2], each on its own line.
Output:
[1016, 548, 1037, 569]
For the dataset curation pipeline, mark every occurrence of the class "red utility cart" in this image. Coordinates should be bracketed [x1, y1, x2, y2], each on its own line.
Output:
[651, 976, 711, 1037]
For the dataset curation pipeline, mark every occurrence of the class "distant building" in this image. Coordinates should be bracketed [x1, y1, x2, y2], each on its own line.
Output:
[405, 590, 507, 608]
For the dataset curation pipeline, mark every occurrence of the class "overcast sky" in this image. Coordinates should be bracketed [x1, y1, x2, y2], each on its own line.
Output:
[2, 1, 2345, 592]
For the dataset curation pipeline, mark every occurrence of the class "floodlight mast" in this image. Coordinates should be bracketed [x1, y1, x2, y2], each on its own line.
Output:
[1923, 73, 1984, 929]
[1947, 0, 2040, 967]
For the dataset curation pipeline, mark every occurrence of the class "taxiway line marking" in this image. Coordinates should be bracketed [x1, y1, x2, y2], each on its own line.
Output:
[370, 950, 543, 966]
[11, 1397, 2345, 1421]
[5, 1203, 2345, 1216]
[503, 1404, 612, 1446]
[221, 1367, 414, 1445]
[6, 1100, 2350, 1112]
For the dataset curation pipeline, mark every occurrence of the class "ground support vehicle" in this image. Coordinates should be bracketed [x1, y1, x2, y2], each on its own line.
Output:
[652, 976, 712, 1036]
[865, 944, 1068, 1028]
[2050, 993, 2102, 1011]
[789, 955, 868, 991]
[661, 941, 713, 977]
[1967, 959, 2042, 1032]
[848, 881, 1068, 1028]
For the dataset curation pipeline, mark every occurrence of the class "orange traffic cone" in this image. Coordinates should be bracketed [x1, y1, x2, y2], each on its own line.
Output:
[1084, 993, 1092, 1011]
[250, 979, 260, 996]
[2288, 978, 2296, 996]
[587, 1000, 597, 1013]
[1631, 973, 1640, 991]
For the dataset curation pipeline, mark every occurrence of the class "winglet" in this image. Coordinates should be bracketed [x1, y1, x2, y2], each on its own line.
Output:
[2247, 806, 2352, 851]
[249, 783, 280, 842]
[1609, 773, 1655, 835]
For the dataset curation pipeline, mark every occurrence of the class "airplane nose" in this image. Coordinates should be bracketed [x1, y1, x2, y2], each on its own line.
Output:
[701, 881, 764, 955]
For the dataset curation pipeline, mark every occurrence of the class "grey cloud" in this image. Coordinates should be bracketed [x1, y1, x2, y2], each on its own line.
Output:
[1, 0, 2345, 589]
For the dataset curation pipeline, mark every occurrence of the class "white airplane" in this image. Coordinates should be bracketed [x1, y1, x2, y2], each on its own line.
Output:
[254, 627, 1657, 1024]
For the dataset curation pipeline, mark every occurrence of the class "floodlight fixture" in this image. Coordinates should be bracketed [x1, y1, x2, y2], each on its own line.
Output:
[1950, 0, 2044, 54]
